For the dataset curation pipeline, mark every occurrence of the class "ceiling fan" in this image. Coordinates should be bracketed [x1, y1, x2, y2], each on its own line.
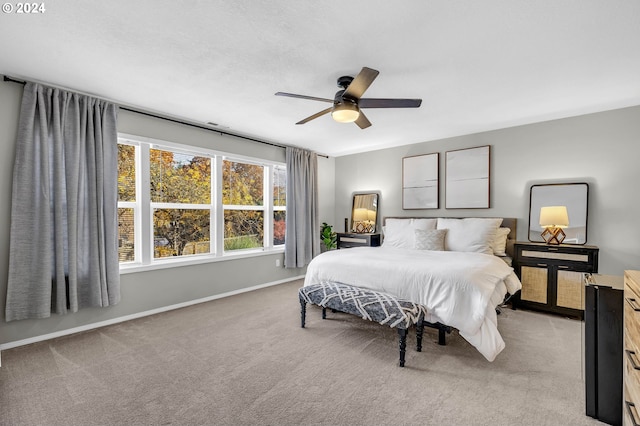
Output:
[275, 67, 422, 129]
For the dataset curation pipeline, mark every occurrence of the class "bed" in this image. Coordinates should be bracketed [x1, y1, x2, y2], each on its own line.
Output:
[304, 217, 522, 362]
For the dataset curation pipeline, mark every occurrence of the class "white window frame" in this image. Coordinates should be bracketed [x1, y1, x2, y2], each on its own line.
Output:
[118, 133, 285, 273]
[272, 164, 286, 248]
[117, 139, 142, 265]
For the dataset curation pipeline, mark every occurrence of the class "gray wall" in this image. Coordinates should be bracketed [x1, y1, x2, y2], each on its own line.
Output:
[318, 156, 336, 229]
[335, 106, 640, 275]
[0, 82, 305, 345]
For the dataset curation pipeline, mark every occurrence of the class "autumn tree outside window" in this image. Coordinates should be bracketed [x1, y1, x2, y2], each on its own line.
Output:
[117, 136, 286, 268]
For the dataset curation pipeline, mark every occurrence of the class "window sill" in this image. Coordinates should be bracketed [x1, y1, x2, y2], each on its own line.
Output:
[119, 247, 285, 274]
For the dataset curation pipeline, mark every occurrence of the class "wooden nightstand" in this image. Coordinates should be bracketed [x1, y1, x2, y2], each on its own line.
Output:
[336, 233, 381, 249]
[513, 242, 599, 318]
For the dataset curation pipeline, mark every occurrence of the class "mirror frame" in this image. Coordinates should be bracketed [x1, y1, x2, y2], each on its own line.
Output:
[351, 191, 380, 234]
[528, 182, 589, 245]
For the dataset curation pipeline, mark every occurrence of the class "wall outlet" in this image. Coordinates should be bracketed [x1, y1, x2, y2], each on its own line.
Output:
[275, 259, 280, 267]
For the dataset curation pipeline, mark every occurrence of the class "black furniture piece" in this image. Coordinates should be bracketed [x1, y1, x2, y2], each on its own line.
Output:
[420, 320, 452, 346]
[513, 242, 599, 319]
[299, 282, 426, 367]
[336, 232, 381, 249]
[585, 276, 623, 426]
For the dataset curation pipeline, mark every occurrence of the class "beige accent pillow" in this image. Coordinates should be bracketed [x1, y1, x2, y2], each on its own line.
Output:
[414, 229, 447, 251]
[492, 227, 511, 256]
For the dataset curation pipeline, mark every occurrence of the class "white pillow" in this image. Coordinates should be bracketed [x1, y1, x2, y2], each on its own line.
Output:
[492, 227, 511, 256]
[414, 229, 447, 251]
[436, 218, 502, 255]
[382, 218, 437, 249]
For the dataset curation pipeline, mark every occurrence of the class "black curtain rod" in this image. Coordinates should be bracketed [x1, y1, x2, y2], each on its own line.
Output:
[3, 75, 327, 157]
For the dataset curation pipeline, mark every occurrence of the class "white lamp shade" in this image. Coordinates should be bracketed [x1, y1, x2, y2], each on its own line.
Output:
[540, 206, 569, 228]
[353, 208, 368, 222]
[367, 209, 376, 221]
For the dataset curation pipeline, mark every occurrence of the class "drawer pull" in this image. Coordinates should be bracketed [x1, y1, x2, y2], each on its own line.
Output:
[536, 263, 547, 267]
[627, 297, 640, 312]
[626, 350, 640, 370]
[626, 401, 640, 426]
[558, 265, 569, 269]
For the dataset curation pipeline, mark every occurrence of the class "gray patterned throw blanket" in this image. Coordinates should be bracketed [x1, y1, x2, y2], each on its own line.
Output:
[299, 282, 427, 329]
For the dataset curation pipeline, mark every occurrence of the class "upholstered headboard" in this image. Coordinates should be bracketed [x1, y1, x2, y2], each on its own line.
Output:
[382, 217, 517, 259]
[499, 218, 517, 259]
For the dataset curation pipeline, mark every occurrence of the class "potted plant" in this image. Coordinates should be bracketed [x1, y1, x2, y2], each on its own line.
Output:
[320, 222, 337, 251]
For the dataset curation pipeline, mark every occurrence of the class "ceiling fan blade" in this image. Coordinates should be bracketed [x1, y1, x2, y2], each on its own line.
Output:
[275, 92, 334, 103]
[296, 107, 333, 125]
[359, 98, 422, 108]
[354, 111, 372, 129]
[343, 67, 379, 99]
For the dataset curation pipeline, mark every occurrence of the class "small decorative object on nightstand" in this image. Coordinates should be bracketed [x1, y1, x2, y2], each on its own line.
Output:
[336, 232, 381, 249]
[513, 241, 599, 318]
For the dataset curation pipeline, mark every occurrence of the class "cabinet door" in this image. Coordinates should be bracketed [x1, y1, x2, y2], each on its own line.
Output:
[557, 270, 585, 310]
[521, 265, 548, 304]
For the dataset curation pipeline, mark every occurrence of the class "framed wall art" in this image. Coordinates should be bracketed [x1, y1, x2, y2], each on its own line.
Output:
[445, 145, 490, 209]
[402, 153, 439, 209]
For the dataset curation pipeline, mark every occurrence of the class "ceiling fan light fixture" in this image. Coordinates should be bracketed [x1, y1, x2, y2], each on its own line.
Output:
[277, 66, 421, 128]
[331, 102, 360, 123]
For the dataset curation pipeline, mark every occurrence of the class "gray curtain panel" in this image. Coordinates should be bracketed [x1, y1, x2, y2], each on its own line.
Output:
[284, 147, 319, 268]
[5, 82, 120, 321]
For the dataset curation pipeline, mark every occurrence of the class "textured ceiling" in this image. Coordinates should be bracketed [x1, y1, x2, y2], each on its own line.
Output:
[1, 1, 639, 156]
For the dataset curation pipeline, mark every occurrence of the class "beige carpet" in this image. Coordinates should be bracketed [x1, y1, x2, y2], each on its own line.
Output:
[0, 279, 603, 425]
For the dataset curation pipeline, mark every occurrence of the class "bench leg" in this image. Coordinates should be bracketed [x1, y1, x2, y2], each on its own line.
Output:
[437, 324, 453, 346]
[300, 299, 306, 328]
[438, 328, 446, 346]
[423, 320, 451, 346]
[397, 328, 407, 367]
[322, 307, 327, 319]
[416, 320, 424, 352]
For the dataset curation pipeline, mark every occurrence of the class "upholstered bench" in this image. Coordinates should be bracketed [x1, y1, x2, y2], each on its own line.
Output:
[298, 282, 427, 367]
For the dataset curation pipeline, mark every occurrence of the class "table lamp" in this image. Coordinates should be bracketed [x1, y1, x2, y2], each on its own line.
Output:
[353, 208, 369, 233]
[540, 206, 569, 245]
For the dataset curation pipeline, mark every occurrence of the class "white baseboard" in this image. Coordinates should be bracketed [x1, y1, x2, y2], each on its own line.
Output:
[0, 276, 304, 352]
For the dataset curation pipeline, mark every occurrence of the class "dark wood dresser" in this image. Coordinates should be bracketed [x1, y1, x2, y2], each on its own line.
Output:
[513, 242, 599, 318]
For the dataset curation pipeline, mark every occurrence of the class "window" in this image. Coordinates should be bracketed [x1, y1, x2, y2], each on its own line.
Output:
[117, 135, 286, 268]
[151, 148, 212, 259]
[223, 159, 264, 251]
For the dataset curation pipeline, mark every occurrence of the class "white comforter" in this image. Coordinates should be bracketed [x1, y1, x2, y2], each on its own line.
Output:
[304, 247, 522, 361]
